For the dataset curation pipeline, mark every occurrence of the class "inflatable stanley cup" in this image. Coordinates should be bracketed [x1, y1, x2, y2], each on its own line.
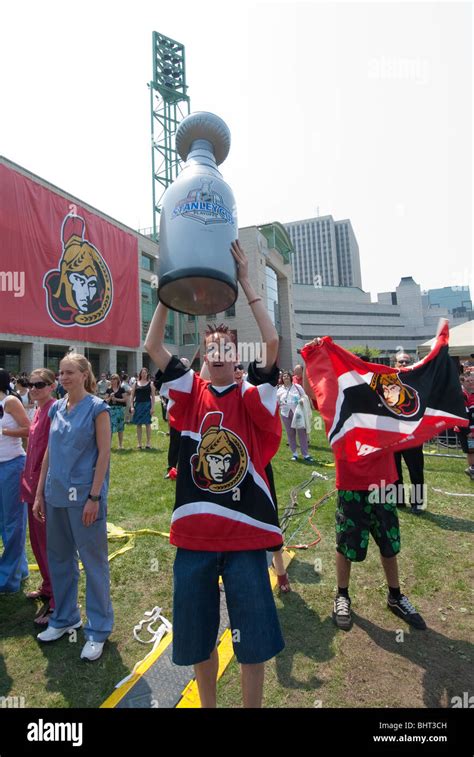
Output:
[157, 111, 238, 315]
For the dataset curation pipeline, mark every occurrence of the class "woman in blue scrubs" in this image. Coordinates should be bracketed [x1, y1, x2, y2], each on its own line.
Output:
[33, 353, 113, 661]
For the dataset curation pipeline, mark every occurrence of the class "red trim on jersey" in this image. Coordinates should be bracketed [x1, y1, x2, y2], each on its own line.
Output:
[170, 513, 283, 552]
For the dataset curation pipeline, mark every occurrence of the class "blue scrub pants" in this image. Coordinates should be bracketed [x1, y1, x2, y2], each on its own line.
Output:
[45, 502, 114, 642]
[0, 455, 28, 592]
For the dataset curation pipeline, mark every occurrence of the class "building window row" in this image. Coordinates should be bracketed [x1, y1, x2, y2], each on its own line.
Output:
[294, 310, 401, 317]
[296, 333, 408, 341]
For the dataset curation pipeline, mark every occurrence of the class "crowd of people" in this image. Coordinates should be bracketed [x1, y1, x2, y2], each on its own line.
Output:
[1, 240, 473, 707]
[8, 368, 158, 452]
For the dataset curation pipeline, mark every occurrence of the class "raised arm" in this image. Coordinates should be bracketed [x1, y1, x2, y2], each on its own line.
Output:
[231, 240, 279, 372]
[144, 301, 173, 372]
[302, 338, 321, 401]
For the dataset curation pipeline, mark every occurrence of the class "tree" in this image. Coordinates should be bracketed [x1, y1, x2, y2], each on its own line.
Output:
[349, 345, 381, 360]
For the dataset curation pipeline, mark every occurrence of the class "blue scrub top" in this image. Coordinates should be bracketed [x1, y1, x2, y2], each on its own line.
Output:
[45, 395, 111, 509]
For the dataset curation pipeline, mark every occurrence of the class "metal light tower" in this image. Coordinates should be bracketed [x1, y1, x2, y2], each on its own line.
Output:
[149, 31, 190, 241]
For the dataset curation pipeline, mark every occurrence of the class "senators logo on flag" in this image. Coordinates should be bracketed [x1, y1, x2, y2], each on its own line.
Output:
[301, 320, 468, 463]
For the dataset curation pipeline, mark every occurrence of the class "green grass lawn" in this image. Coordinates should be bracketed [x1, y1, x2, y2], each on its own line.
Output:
[0, 414, 472, 708]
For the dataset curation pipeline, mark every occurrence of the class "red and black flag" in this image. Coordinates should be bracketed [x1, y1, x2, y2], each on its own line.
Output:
[301, 320, 468, 463]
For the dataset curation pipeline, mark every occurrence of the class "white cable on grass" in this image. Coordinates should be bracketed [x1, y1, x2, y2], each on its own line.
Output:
[431, 487, 474, 498]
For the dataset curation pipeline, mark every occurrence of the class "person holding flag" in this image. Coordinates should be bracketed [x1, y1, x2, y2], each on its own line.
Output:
[301, 321, 468, 632]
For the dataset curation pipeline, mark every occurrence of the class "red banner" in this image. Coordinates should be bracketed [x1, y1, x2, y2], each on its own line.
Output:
[0, 164, 140, 347]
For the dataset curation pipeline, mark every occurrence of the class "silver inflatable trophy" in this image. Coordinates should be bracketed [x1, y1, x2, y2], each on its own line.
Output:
[157, 111, 238, 315]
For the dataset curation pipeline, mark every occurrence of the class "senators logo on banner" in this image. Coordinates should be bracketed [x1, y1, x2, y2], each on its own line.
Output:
[190, 411, 248, 493]
[43, 214, 113, 328]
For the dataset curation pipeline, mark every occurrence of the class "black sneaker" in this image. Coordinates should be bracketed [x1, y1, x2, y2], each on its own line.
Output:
[464, 467, 474, 481]
[387, 593, 426, 630]
[410, 505, 422, 516]
[332, 594, 352, 630]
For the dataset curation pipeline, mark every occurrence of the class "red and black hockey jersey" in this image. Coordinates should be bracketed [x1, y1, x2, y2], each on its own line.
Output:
[158, 357, 283, 551]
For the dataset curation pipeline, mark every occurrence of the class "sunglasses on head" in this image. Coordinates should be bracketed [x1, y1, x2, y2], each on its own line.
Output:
[28, 381, 51, 389]
[234, 364, 244, 371]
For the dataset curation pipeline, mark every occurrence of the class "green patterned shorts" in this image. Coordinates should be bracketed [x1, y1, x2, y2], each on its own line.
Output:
[336, 489, 401, 562]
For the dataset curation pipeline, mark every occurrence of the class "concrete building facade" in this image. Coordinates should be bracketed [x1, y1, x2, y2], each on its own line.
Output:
[284, 214, 362, 289]
[294, 275, 469, 358]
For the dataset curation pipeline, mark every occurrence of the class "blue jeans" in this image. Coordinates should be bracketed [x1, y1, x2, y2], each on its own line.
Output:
[0, 455, 28, 592]
[172, 548, 285, 665]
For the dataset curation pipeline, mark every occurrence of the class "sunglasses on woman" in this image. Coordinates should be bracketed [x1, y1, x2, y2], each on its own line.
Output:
[28, 381, 51, 389]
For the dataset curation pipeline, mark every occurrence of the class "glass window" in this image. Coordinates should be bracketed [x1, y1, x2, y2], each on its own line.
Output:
[182, 332, 196, 345]
[0, 348, 21, 374]
[265, 266, 281, 335]
[164, 310, 175, 343]
[140, 253, 154, 272]
[141, 280, 157, 340]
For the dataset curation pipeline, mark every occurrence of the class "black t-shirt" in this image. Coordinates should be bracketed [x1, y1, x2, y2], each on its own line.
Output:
[105, 387, 126, 402]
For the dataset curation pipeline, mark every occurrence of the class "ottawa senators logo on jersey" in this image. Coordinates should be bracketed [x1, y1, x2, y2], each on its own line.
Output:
[370, 372, 420, 417]
[190, 412, 248, 493]
[43, 213, 113, 327]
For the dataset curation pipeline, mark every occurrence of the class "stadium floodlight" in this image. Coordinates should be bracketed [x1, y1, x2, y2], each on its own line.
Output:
[148, 31, 190, 240]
